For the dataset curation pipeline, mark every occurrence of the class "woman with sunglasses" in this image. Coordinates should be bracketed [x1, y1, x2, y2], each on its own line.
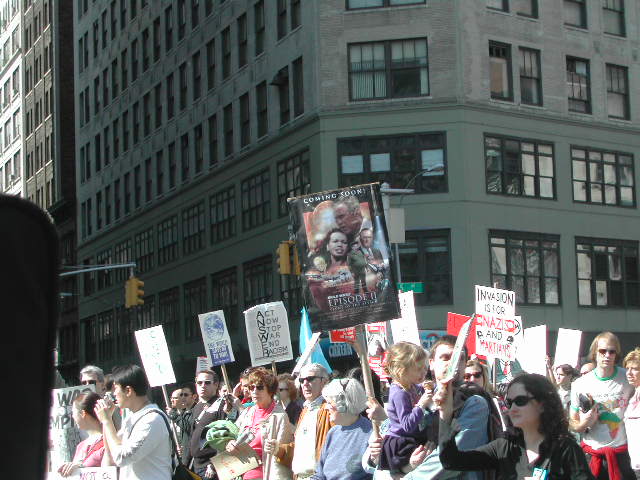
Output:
[437, 373, 594, 479]
[226, 367, 294, 480]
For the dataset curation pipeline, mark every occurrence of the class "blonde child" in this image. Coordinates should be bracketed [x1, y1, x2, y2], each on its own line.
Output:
[379, 341, 435, 474]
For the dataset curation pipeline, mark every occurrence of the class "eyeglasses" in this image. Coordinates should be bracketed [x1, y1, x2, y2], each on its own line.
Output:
[299, 376, 322, 384]
[279, 388, 289, 392]
[196, 380, 213, 385]
[504, 395, 535, 409]
[464, 372, 483, 380]
[598, 348, 617, 356]
[81, 380, 97, 385]
[248, 384, 265, 391]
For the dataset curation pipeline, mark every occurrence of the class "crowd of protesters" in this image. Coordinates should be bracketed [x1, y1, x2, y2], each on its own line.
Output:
[56, 330, 640, 480]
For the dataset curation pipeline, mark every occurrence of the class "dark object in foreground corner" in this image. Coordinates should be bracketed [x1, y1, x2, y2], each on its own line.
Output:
[0, 195, 59, 479]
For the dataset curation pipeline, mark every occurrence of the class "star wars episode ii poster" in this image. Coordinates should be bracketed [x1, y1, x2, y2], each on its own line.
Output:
[288, 183, 400, 332]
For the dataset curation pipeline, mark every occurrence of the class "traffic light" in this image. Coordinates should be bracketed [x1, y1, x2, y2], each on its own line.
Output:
[276, 241, 291, 275]
[125, 276, 145, 308]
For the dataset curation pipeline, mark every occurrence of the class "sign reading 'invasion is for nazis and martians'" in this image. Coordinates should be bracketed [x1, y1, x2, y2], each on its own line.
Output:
[474, 285, 523, 361]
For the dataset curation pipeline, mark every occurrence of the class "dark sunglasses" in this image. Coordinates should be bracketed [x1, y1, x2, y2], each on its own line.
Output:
[598, 348, 617, 356]
[464, 372, 483, 380]
[299, 375, 322, 384]
[505, 395, 535, 409]
[196, 380, 213, 385]
[248, 384, 265, 391]
[81, 380, 97, 385]
[279, 388, 289, 391]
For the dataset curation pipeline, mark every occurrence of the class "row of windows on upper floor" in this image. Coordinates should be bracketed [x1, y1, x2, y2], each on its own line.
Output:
[23, 39, 52, 95]
[22, 0, 51, 53]
[0, 147, 20, 192]
[72, 226, 640, 369]
[0, 0, 19, 32]
[77, 0, 300, 76]
[78, 57, 304, 182]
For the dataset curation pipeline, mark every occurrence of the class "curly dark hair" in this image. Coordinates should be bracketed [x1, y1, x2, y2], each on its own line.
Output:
[507, 373, 569, 442]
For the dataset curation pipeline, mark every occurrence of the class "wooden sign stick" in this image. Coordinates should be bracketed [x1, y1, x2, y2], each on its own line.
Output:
[220, 363, 232, 393]
[161, 384, 182, 447]
[354, 324, 380, 437]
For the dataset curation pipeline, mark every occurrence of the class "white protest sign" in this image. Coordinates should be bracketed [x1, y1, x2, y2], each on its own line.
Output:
[49, 384, 96, 468]
[199, 310, 235, 366]
[47, 467, 118, 480]
[475, 285, 522, 361]
[196, 355, 211, 376]
[134, 325, 176, 387]
[390, 291, 421, 345]
[554, 328, 582, 368]
[443, 316, 475, 382]
[518, 324, 547, 376]
[292, 332, 322, 376]
[244, 301, 293, 366]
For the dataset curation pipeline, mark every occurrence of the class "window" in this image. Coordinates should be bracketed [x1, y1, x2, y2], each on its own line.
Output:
[96, 191, 103, 230]
[153, 17, 161, 62]
[145, 157, 153, 202]
[293, 57, 304, 117]
[134, 165, 141, 208]
[275, 66, 290, 126]
[193, 124, 204, 174]
[291, 0, 301, 28]
[110, 1, 117, 38]
[159, 287, 180, 343]
[124, 172, 131, 214]
[566, 57, 590, 113]
[485, 135, 554, 198]
[240, 92, 250, 147]
[606, 64, 629, 120]
[191, 0, 200, 28]
[205, 0, 213, 16]
[514, 0, 537, 16]
[184, 277, 207, 341]
[135, 227, 154, 273]
[237, 14, 247, 68]
[133, 101, 140, 144]
[192, 51, 201, 100]
[157, 215, 179, 265]
[143, 92, 150, 136]
[165, 5, 173, 51]
[208, 114, 218, 166]
[244, 256, 273, 307]
[131, 38, 138, 82]
[152, 83, 162, 129]
[277, 0, 287, 40]
[166, 73, 175, 120]
[121, 49, 128, 91]
[182, 201, 205, 255]
[206, 39, 215, 90]
[211, 268, 238, 331]
[564, 0, 587, 28]
[277, 149, 310, 217]
[102, 68, 109, 107]
[349, 38, 429, 100]
[489, 41, 512, 101]
[210, 186, 236, 243]
[241, 169, 270, 230]
[114, 178, 121, 219]
[96, 248, 113, 290]
[576, 238, 639, 307]
[178, 0, 186, 40]
[256, 81, 268, 138]
[168, 141, 176, 189]
[519, 48, 541, 106]
[156, 150, 164, 196]
[224, 103, 233, 157]
[114, 239, 132, 282]
[490, 231, 560, 305]
[487, 0, 507, 11]
[339, 132, 447, 193]
[142, 28, 150, 71]
[603, 0, 624, 35]
[254, 1, 264, 56]
[181, 133, 190, 182]
[398, 230, 452, 305]
[104, 185, 111, 225]
[571, 146, 635, 206]
[222, 27, 230, 80]
[112, 119, 120, 159]
[179, 62, 187, 110]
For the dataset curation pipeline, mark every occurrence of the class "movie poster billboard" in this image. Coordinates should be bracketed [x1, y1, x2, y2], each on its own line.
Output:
[288, 183, 400, 332]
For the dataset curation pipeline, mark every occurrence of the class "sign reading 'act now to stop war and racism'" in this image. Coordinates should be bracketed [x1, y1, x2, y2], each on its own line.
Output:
[474, 285, 522, 361]
[244, 301, 293, 366]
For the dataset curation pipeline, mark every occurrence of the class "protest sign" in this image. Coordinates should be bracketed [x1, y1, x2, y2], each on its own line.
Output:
[366, 322, 389, 380]
[390, 291, 420, 345]
[196, 356, 211, 376]
[474, 285, 521, 361]
[199, 310, 235, 366]
[292, 332, 322, 375]
[330, 327, 356, 343]
[134, 325, 176, 387]
[419, 330, 447, 351]
[49, 385, 95, 467]
[47, 467, 118, 480]
[443, 316, 474, 382]
[288, 183, 400, 331]
[244, 301, 293, 367]
[210, 442, 261, 480]
[447, 312, 476, 356]
[518, 325, 547, 376]
[554, 328, 582, 368]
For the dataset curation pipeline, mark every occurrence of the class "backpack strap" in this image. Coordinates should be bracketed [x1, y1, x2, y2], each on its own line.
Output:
[128, 407, 181, 469]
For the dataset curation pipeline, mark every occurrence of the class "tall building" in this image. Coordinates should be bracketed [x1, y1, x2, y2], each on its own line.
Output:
[72, 0, 640, 381]
[0, 0, 22, 196]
